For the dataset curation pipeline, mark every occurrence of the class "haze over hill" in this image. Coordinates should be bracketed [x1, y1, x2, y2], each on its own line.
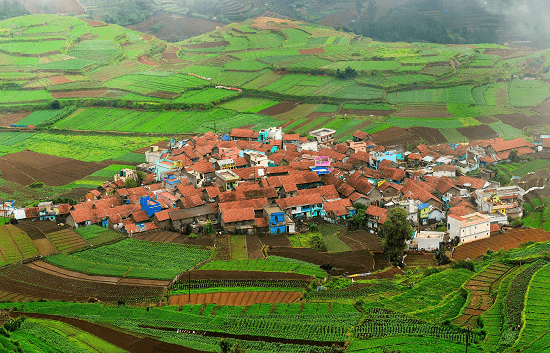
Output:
[12, 0, 548, 45]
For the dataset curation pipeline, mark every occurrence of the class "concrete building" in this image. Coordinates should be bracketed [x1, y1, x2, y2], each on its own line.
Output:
[215, 169, 240, 191]
[409, 231, 447, 251]
[243, 151, 269, 168]
[263, 205, 295, 234]
[447, 212, 490, 244]
[309, 128, 336, 144]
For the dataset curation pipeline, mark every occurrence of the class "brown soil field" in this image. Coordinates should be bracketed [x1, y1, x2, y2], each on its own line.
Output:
[10, 312, 206, 353]
[370, 126, 419, 147]
[0, 263, 163, 301]
[50, 76, 71, 85]
[280, 118, 297, 128]
[0, 112, 31, 127]
[148, 90, 180, 99]
[339, 230, 383, 252]
[181, 270, 310, 281]
[133, 140, 170, 153]
[0, 290, 37, 302]
[453, 263, 511, 329]
[170, 290, 302, 306]
[21, 220, 69, 235]
[15, 222, 46, 240]
[253, 17, 297, 30]
[298, 48, 325, 55]
[476, 116, 499, 124]
[339, 109, 394, 116]
[133, 230, 181, 243]
[138, 56, 159, 66]
[403, 252, 436, 268]
[214, 234, 231, 260]
[128, 13, 223, 43]
[305, 112, 335, 120]
[33, 239, 55, 256]
[81, 19, 108, 27]
[0, 151, 107, 186]
[28, 260, 170, 287]
[246, 234, 264, 259]
[495, 113, 550, 130]
[269, 247, 374, 274]
[457, 124, 498, 140]
[47, 228, 89, 253]
[408, 126, 448, 144]
[517, 169, 550, 190]
[183, 41, 229, 49]
[257, 101, 299, 116]
[260, 235, 291, 247]
[535, 99, 550, 115]
[373, 252, 390, 271]
[50, 89, 108, 98]
[452, 228, 550, 260]
[395, 106, 452, 118]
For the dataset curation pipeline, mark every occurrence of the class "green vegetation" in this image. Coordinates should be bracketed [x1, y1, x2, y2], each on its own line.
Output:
[44, 239, 212, 280]
[0, 225, 37, 266]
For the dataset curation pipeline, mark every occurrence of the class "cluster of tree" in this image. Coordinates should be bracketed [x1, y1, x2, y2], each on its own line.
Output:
[0, 0, 29, 22]
[335, 66, 357, 80]
[103, 0, 153, 26]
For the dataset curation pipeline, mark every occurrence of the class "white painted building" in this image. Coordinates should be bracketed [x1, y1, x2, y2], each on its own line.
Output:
[447, 212, 490, 244]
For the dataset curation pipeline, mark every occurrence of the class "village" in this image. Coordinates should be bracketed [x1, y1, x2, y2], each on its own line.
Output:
[7, 125, 537, 254]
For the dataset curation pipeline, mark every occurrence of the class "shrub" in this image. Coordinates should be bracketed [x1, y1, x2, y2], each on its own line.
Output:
[424, 268, 441, 277]
[311, 235, 327, 252]
[188, 233, 199, 238]
[451, 259, 475, 271]
[28, 182, 44, 188]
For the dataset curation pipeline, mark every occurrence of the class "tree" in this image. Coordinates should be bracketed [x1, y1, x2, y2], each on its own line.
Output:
[509, 149, 519, 162]
[136, 170, 147, 185]
[51, 100, 60, 109]
[379, 208, 413, 265]
[219, 338, 231, 353]
[231, 342, 246, 353]
[124, 178, 138, 189]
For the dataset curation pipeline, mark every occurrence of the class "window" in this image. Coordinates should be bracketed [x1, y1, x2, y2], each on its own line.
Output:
[448, 224, 450, 229]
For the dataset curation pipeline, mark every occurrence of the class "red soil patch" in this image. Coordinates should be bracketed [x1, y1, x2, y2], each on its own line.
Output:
[452, 228, 550, 260]
[50, 76, 71, 85]
[0, 112, 31, 127]
[0, 150, 107, 186]
[81, 19, 108, 27]
[280, 119, 297, 128]
[252, 17, 297, 30]
[298, 47, 325, 55]
[170, 290, 301, 306]
[407, 126, 448, 144]
[457, 124, 498, 140]
[246, 234, 264, 259]
[495, 113, 550, 130]
[32, 239, 55, 257]
[257, 102, 299, 116]
[50, 89, 107, 98]
[138, 56, 159, 66]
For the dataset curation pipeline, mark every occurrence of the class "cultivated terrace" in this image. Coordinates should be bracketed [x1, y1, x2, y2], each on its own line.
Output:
[0, 12, 550, 353]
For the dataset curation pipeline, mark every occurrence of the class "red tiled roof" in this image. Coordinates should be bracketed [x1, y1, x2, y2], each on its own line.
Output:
[490, 137, 530, 152]
[233, 157, 249, 167]
[190, 161, 215, 174]
[407, 153, 422, 160]
[153, 208, 177, 222]
[337, 183, 355, 197]
[70, 208, 90, 224]
[231, 128, 258, 139]
[276, 194, 323, 209]
[323, 198, 353, 217]
[177, 184, 199, 197]
[25, 207, 39, 218]
[365, 205, 387, 218]
[243, 187, 278, 200]
[353, 130, 368, 139]
[221, 207, 255, 223]
[490, 223, 501, 232]
[480, 155, 494, 163]
[254, 217, 268, 228]
[448, 205, 476, 217]
[349, 192, 366, 203]
[132, 210, 150, 223]
[297, 184, 340, 200]
[179, 194, 204, 209]
[456, 176, 487, 190]
[267, 166, 290, 175]
[56, 204, 71, 215]
[206, 186, 220, 199]
[378, 181, 402, 192]
[218, 198, 268, 211]
[283, 134, 299, 141]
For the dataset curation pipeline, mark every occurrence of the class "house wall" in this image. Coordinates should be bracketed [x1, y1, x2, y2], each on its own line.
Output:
[448, 217, 490, 243]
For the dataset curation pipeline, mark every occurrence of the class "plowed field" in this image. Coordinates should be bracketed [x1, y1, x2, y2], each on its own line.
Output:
[0, 112, 31, 126]
[395, 106, 452, 118]
[179, 270, 310, 281]
[407, 126, 447, 144]
[246, 234, 264, 259]
[457, 124, 498, 140]
[257, 102, 299, 116]
[133, 230, 181, 243]
[0, 151, 106, 186]
[0, 264, 163, 301]
[339, 231, 383, 252]
[260, 235, 291, 247]
[170, 290, 302, 305]
[452, 228, 550, 260]
[268, 247, 374, 274]
[495, 113, 550, 130]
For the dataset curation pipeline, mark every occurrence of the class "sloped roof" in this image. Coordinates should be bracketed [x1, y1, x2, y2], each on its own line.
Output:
[231, 128, 258, 139]
[490, 137, 530, 152]
[365, 205, 387, 218]
[275, 194, 323, 209]
[221, 207, 255, 223]
[323, 198, 353, 217]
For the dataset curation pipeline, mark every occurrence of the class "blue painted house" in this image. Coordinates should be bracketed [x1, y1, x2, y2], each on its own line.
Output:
[141, 196, 161, 217]
[263, 205, 295, 234]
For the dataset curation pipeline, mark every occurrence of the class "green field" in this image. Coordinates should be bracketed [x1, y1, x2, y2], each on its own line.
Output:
[44, 239, 212, 280]
[0, 225, 37, 266]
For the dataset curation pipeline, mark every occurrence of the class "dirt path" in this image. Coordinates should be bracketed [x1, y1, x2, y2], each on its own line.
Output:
[246, 234, 264, 259]
[10, 312, 207, 353]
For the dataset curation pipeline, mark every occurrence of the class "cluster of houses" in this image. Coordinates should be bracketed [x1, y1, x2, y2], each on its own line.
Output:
[8, 126, 537, 251]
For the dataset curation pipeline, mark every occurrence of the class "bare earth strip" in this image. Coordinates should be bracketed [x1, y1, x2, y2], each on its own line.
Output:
[170, 291, 302, 306]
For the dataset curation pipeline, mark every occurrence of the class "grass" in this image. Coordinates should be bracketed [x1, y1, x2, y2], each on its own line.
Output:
[288, 233, 321, 248]
[75, 225, 125, 246]
[230, 235, 248, 260]
[318, 223, 350, 253]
